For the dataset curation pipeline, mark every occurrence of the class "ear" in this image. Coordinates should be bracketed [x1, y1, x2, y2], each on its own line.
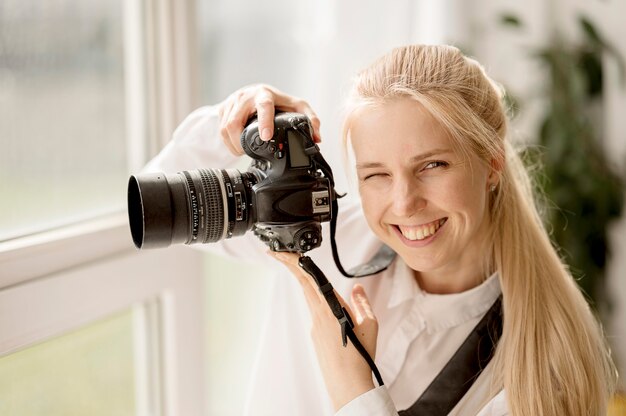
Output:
[487, 149, 505, 188]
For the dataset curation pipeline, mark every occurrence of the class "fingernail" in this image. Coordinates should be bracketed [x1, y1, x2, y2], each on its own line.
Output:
[261, 128, 272, 140]
[353, 285, 365, 297]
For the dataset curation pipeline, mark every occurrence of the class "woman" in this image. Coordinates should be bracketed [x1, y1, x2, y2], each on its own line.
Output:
[146, 45, 616, 415]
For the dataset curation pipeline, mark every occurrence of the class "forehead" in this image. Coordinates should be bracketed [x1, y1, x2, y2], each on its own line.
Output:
[348, 98, 454, 163]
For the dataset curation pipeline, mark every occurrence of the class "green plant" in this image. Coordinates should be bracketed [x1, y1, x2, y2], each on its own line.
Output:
[501, 14, 625, 312]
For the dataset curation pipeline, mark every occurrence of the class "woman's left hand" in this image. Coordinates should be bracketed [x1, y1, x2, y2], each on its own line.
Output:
[269, 251, 379, 411]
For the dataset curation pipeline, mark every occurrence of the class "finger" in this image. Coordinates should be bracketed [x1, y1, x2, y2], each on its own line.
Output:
[264, 89, 321, 143]
[271, 252, 360, 331]
[219, 99, 241, 156]
[282, 98, 322, 143]
[268, 251, 321, 306]
[255, 91, 276, 141]
[300, 107, 322, 143]
[350, 284, 376, 325]
[224, 99, 254, 155]
[218, 99, 227, 119]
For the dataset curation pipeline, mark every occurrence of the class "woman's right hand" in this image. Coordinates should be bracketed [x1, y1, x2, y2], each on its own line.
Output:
[217, 84, 322, 156]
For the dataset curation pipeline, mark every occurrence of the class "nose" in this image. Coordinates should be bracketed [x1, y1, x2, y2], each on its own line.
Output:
[390, 176, 426, 218]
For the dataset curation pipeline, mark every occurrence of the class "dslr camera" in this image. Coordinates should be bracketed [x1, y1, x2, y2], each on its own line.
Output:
[128, 112, 335, 253]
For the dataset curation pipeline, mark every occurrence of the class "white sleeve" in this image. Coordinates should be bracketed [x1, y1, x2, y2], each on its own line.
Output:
[335, 386, 399, 416]
[142, 105, 240, 174]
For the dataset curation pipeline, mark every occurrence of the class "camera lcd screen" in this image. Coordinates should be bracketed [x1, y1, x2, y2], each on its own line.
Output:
[287, 130, 311, 168]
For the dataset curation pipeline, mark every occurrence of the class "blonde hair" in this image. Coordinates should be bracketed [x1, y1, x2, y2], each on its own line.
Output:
[343, 45, 617, 415]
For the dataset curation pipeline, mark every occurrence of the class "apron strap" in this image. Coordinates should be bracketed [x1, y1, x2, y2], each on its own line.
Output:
[399, 296, 503, 415]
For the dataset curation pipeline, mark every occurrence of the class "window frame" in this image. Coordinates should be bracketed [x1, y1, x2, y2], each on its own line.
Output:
[0, 0, 198, 288]
[0, 243, 206, 416]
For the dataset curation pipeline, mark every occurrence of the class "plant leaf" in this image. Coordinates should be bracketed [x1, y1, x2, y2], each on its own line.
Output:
[500, 13, 523, 28]
[579, 16, 603, 46]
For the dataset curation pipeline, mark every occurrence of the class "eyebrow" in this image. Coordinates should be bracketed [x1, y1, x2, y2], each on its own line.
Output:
[355, 148, 453, 170]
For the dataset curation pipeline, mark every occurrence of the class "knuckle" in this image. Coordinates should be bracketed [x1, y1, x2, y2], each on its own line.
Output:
[225, 117, 240, 131]
[219, 126, 230, 140]
[292, 98, 306, 108]
[255, 95, 274, 107]
[256, 84, 273, 94]
[235, 90, 246, 101]
[310, 116, 321, 128]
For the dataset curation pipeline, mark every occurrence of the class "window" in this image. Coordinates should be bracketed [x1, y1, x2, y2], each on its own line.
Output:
[0, 1, 206, 415]
[0, 1, 128, 241]
[0, 309, 136, 416]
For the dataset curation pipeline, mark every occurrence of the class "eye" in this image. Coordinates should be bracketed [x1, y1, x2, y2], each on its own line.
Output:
[423, 161, 448, 170]
[362, 173, 387, 181]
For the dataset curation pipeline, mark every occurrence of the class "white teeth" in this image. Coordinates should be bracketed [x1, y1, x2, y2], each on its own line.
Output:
[399, 218, 446, 241]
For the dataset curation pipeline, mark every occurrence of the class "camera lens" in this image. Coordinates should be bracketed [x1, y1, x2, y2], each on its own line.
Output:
[128, 169, 257, 249]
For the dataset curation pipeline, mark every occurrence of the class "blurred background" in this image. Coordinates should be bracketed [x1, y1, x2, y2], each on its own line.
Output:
[0, 0, 625, 414]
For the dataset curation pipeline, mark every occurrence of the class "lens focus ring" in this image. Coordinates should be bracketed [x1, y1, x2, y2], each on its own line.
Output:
[197, 169, 227, 243]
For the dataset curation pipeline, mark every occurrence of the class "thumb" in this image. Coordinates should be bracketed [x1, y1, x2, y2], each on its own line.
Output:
[350, 284, 376, 326]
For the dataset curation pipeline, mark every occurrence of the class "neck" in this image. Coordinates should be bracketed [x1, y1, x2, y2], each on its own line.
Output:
[415, 220, 494, 295]
[414, 267, 487, 294]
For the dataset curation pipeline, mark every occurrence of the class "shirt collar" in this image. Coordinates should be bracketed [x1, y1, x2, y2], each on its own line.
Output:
[387, 258, 421, 308]
[387, 258, 502, 332]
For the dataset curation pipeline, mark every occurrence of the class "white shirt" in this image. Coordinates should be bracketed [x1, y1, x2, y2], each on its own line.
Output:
[144, 106, 510, 416]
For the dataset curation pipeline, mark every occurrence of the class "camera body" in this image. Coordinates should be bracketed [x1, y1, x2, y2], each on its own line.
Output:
[241, 112, 332, 251]
[127, 112, 333, 253]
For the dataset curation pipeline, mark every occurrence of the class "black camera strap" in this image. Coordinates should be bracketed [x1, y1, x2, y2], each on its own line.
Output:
[306, 145, 396, 279]
[298, 136, 395, 388]
[298, 255, 385, 387]
[330, 198, 397, 277]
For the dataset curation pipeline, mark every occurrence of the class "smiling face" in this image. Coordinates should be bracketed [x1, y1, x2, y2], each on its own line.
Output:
[349, 98, 495, 293]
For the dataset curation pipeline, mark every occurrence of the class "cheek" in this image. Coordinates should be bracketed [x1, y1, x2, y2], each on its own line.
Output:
[359, 187, 386, 228]
[443, 175, 488, 224]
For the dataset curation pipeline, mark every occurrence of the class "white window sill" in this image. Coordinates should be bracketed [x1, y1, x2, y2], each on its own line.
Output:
[0, 213, 135, 290]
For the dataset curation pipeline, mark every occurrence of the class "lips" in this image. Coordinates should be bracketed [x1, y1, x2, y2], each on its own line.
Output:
[396, 217, 447, 241]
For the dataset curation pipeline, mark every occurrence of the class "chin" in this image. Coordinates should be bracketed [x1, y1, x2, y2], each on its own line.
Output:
[393, 249, 442, 273]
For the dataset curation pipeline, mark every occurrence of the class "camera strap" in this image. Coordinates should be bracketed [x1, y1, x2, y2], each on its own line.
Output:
[330, 198, 397, 277]
[307, 146, 396, 278]
[298, 255, 385, 387]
